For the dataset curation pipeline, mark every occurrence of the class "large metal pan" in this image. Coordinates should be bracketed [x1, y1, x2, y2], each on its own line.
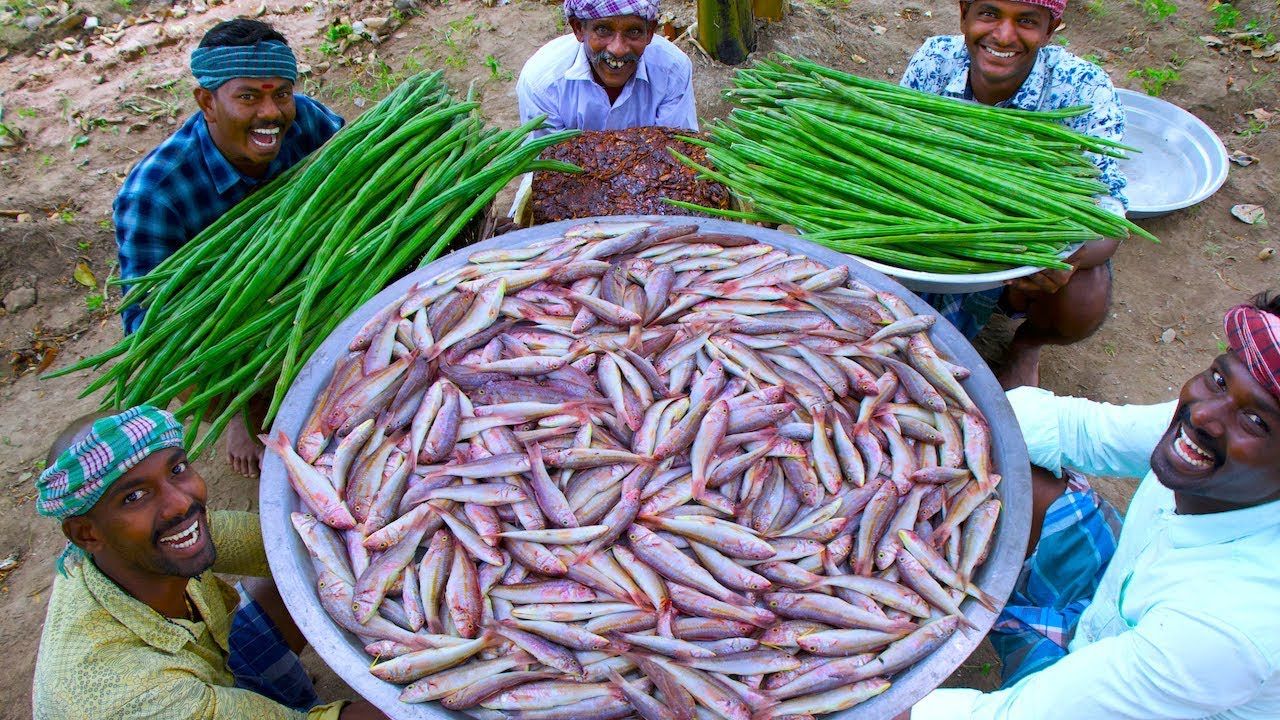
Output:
[260, 216, 1032, 720]
[1116, 88, 1229, 219]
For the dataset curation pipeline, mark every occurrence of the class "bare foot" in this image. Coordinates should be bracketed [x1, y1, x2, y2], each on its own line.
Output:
[998, 342, 1042, 390]
[225, 414, 263, 478]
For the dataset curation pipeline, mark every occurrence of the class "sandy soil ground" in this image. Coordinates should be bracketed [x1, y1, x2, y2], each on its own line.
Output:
[0, 0, 1276, 716]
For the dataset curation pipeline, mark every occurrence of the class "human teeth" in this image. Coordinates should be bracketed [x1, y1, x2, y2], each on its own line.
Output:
[1173, 426, 1213, 468]
[983, 46, 1016, 58]
[253, 127, 280, 135]
[160, 519, 201, 549]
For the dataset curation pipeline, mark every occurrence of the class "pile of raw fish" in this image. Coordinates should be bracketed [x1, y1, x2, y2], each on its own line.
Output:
[265, 220, 1005, 720]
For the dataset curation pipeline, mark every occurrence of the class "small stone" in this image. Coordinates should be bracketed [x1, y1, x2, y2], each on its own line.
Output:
[851, 54, 867, 64]
[92, 74, 105, 84]
[393, 0, 417, 12]
[871, 24, 887, 35]
[172, 6, 187, 17]
[3, 286, 36, 312]
[1259, 247, 1276, 261]
[84, 15, 98, 29]
[297, 62, 312, 76]
[16, 213, 32, 223]
[192, 0, 207, 10]
[313, 61, 330, 73]
[362, 16, 388, 32]
[1159, 328, 1176, 344]
[22, 15, 41, 31]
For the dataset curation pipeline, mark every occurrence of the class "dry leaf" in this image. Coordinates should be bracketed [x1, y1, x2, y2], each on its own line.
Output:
[73, 261, 96, 287]
[1231, 204, 1266, 225]
[1259, 247, 1276, 262]
[1245, 108, 1274, 124]
[1228, 150, 1259, 167]
[36, 346, 58, 374]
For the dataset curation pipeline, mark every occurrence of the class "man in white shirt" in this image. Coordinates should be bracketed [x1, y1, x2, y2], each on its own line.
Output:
[907, 289, 1280, 719]
[516, 0, 698, 139]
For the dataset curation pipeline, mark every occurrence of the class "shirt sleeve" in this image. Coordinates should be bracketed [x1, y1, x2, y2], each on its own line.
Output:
[117, 674, 345, 720]
[1066, 69, 1129, 210]
[293, 95, 345, 155]
[517, 71, 566, 141]
[1006, 386, 1176, 479]
[209, 510, 270, 577]
[113, 190, 185, 334]
[913, 607, 1271, 720]
[900, 36, 948, 93]
[655, 55, 699, 131]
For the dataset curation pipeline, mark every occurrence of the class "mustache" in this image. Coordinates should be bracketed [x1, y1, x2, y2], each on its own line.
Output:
[597, 50, 640, 65]
[154, 502, 206, 544]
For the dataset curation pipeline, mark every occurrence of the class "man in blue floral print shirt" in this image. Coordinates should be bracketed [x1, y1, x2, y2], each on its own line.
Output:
[901, 0, 1128, 390]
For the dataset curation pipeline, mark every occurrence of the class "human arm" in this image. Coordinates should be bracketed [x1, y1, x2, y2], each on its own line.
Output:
[209, 510, 271, 577]
[1006, 386, 1176, 479]
[908, 607, 1270, 719]
[517, 72, 567, 141]
[293, 95, 346, 154]
[654, 54, 698, 131]
[1069, 75, 1128, 214]
[899, 36, 954, 93]
[113, 191, 186, 334]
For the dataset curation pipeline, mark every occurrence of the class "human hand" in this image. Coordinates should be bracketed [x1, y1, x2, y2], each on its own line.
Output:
[1007, 266, 1076, 295]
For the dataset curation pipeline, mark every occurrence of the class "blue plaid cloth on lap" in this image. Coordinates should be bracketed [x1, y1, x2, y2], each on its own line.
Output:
[113, 94, 343, 334]
[989, 470, 1123, 688]
[229, 584, 318, 711]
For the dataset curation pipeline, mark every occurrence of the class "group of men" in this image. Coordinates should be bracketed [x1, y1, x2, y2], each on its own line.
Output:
[29, 0, 1278, 718]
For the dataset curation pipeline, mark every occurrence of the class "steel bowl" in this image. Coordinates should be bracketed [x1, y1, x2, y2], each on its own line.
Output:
[1115, 88, 1230, 219]
[260, 216, 1032, 720]
[850, 255, 1046, 295]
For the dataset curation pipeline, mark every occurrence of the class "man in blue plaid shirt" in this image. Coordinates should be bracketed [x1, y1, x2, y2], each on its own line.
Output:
[113, 18, 343, 476]
[901, 0, 1127, 390]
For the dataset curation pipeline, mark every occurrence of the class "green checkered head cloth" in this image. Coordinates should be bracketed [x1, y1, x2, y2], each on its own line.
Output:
[37, 406, 184, 573]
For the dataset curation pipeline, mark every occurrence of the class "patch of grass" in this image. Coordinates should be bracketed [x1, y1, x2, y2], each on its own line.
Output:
[1211, 2, 1240, 31]
[1103, 342, 1119, 358]
[437, 14, 483, 70]
[69, 133, 90, 151]
[1217, 339, 1229, 353]
[326, 23, 353, 43]
[97, 218, 113, 230]
[1202, 241, 1223, 259]
[40, 153, 54, 166]
[1237, 118, 1267, 137]
[1135, 0, 1177, 21]
[1084, 0, 1107, 16]
[1129, 66, 1179, 96]
[348, 59, 409, 101]
[1082, 52, 1105, 65]
[113, 0, 132, 12]
[17, 107, 37, 118]
[484, 54, 513, 82]
[58, 209, 75, 224]
[85, 293, 104, 311]
[318, 40, 339, 55]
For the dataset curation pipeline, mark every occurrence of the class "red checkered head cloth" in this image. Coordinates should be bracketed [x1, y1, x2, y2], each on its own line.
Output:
[1225, 304, 1280, 401]
[1023, 0, 1067, 18]
[564, 0, 659, 21]
[968, 0, 1066, 19]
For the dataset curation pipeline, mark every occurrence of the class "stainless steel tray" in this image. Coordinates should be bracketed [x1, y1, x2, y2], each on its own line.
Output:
[1116, 88, 1230, 219]
[260, 216, 1032, 720]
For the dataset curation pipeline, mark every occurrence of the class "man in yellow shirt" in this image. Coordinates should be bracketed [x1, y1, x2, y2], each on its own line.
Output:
[30, 406, 387, 720]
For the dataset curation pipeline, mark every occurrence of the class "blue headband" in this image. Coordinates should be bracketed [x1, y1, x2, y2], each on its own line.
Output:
[190, 40, 298, 92]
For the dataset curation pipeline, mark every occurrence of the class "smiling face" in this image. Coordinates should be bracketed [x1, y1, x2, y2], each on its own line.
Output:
[1150, 353, 1280, 514]
[570, 15, 656, 92]
[194, 77, 296, 179]
[959, 0, 1060, 104]
[65, 448, 216, 580]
